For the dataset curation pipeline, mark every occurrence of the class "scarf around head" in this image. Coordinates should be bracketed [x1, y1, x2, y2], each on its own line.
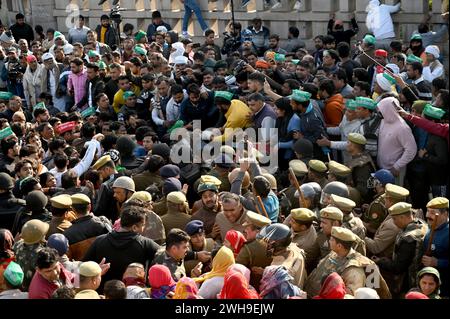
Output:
[0, 229, 14, 259]
[148, 264, 176, 299]
[259, 265, 301, 299]
[194, 246, 235, 283]
[225, 230, 247, 257]
[312, 272, 347, 299]
[227, 264, 251, 284]
[173, 277, 202, 299]
[218, 270, 260, 299]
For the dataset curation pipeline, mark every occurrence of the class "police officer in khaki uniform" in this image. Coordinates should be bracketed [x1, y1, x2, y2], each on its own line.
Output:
[128, 191, 166, 245]
[328, 160, 362, 208]
[306, 206, 343, 273]
[346, 133, 376, 204]
[206, 154, 235, 192]
[257, 223, 307, 289]
[365, 184, 409, 259]
[305, 226, 391, 298]
[152, 177, 182, 217]
[307, 160, 328, 189]
[184, 220, 216, 276]
[280, 160, 309, 212]
[236, 210, 272, 290]
[330, 194, 366, 240]
[289, 208, 317, 256]
[374, 202, 428, 297]
[78, 261, 103, 294]
[47, 194, 73, 238]
[190, 175, 223, 239]
[160, 191, 191, 237]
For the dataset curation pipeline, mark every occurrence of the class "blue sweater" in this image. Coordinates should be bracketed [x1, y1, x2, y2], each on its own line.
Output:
[423, 222, 449, 269]
[279, 113, 301, 150]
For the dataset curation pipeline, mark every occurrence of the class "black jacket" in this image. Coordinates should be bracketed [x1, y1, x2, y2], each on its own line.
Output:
[0, 192, 25, 230]
[10, 23, 34, 44]
[83, 231, 160, 290]
[93, 173, 123, 221]
[95, 25, 118, 50]
[424, 133, 448, 185]
[64, 214, 111, 245]
[0, 153, 15, 177]
[327, 18, 359, 45]
[11, 207, 52, 236]
[76, 76, 105, 109]
[104, 78, 119, 103]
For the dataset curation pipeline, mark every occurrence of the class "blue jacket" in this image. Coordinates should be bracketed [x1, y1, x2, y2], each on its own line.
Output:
[258, 191, 280, 223]
[147, 22, 172, 42]
[423, 222, 449, 269]
[298, 103, 327, 143]
[279, 113, 301, 150]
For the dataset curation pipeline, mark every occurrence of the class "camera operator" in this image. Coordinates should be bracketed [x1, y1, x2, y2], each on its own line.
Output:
[221, 22, 243, 57]
[0, 47, 26, 98]
[95, 14, 119, 51]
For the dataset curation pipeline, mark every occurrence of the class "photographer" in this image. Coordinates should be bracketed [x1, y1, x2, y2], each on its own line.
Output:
[221, 22, 243, 57]
[0, 47, 25, 98]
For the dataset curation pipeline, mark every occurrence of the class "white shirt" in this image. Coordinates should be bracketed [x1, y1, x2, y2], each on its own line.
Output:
[366, 2, 400, 40]
[88, 82, 93, 107]
[49, 69, 56, 97]
[423, 61, 444, 83]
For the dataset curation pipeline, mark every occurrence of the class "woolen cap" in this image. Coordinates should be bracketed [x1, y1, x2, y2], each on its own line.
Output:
[185, 220, 204, 236]
[160, 164, 180, 178]
[3, 262, 24, 287]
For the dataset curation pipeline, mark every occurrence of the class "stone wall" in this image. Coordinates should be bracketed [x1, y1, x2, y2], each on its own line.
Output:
[6, 0, 449, 56]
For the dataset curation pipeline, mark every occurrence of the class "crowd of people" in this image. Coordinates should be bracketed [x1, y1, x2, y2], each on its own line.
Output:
[0, 0, 448, 300]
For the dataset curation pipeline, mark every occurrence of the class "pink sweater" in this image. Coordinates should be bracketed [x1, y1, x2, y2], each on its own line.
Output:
[67, 70, 88, 107]
[377, 97, 417, 171]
